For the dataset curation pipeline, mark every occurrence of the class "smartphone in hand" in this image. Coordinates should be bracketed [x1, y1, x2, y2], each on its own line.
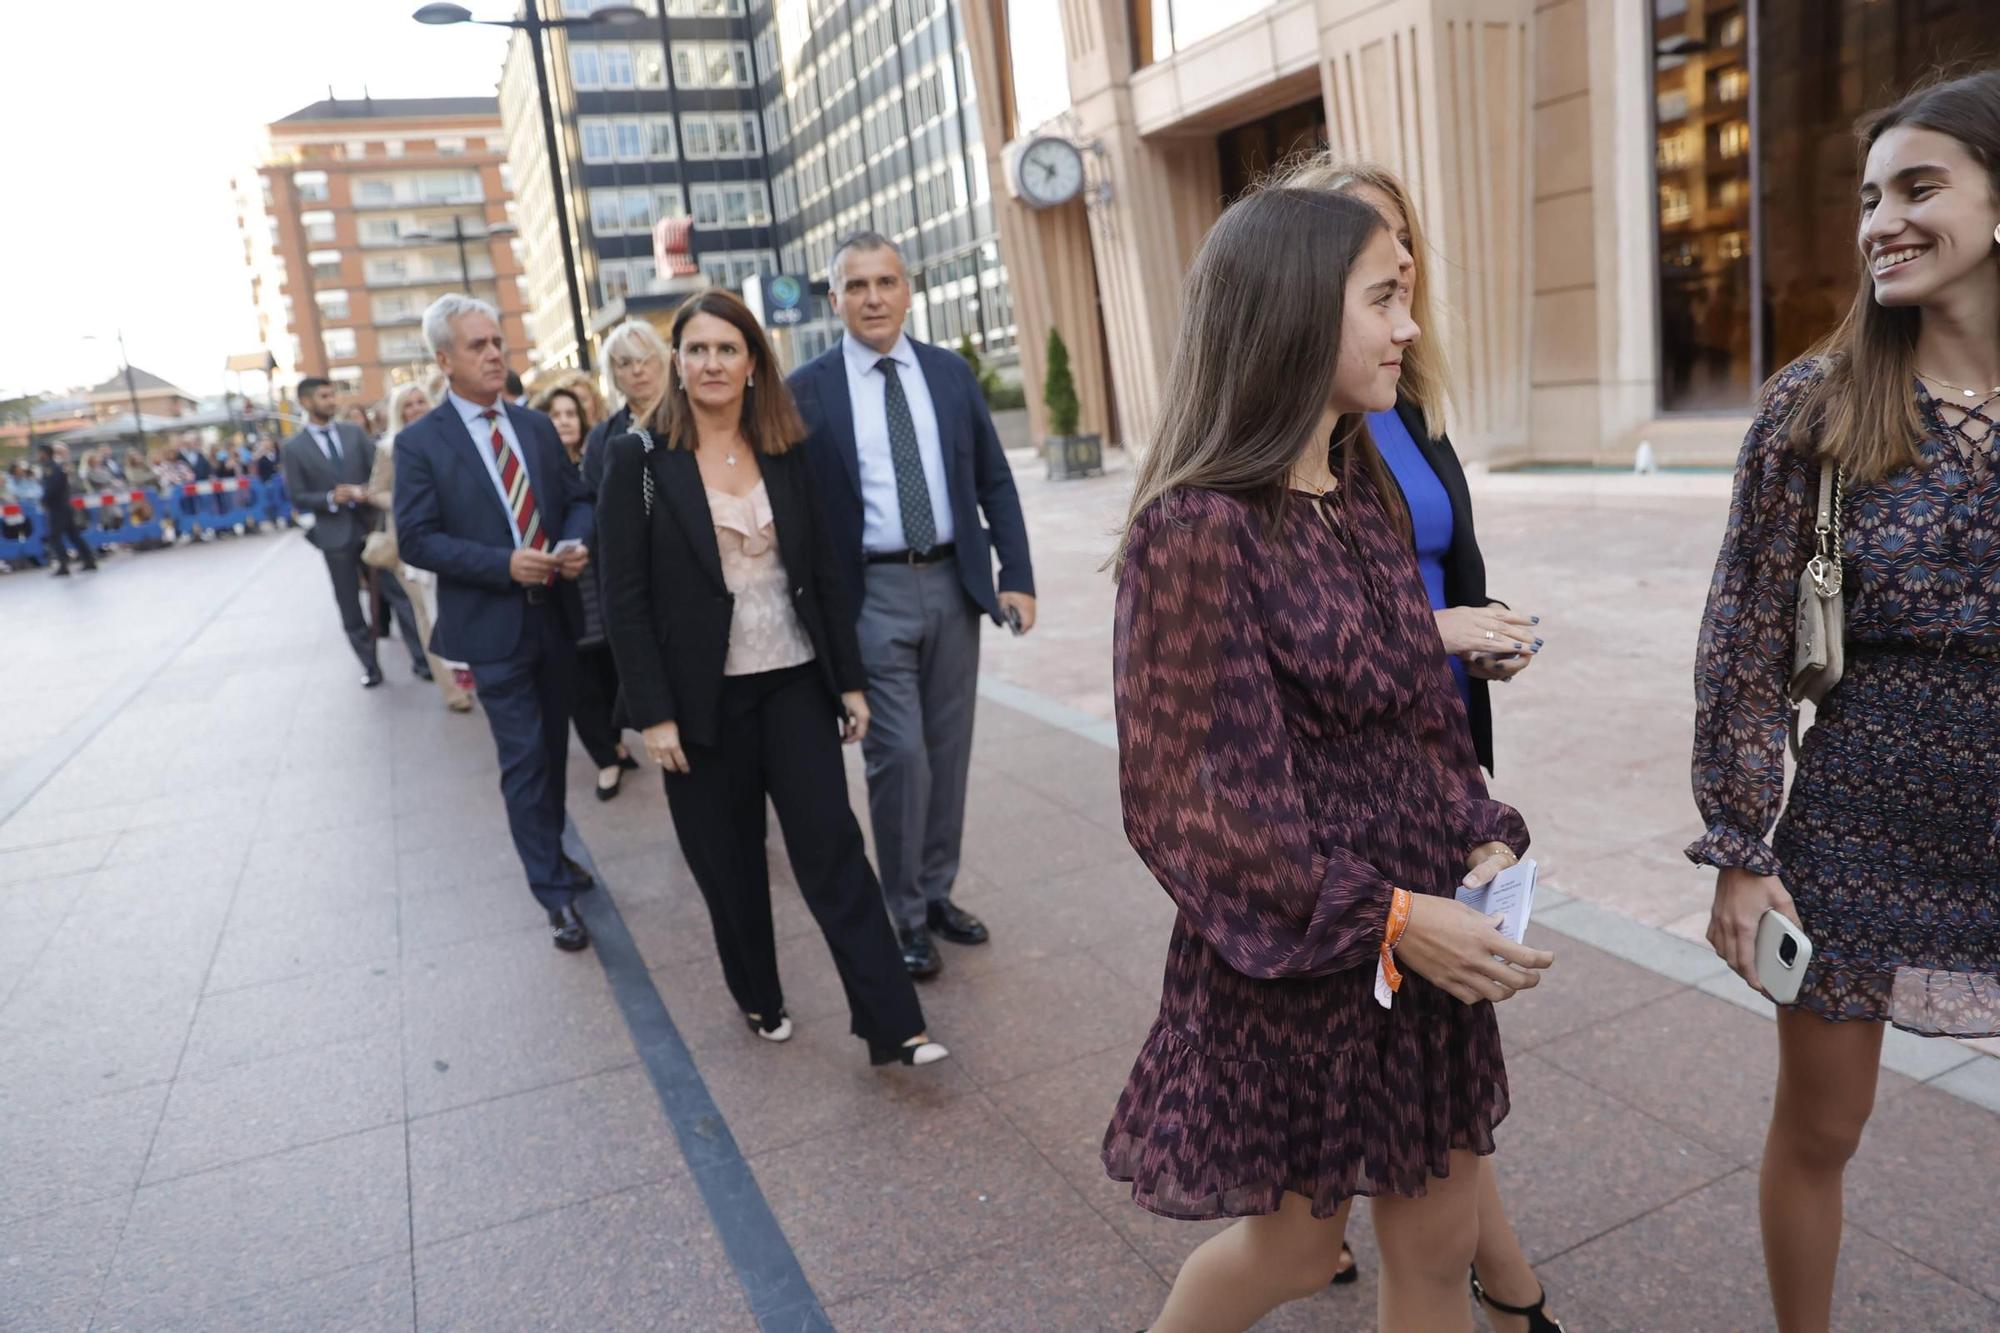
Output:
[1004, 604, 1024, 636]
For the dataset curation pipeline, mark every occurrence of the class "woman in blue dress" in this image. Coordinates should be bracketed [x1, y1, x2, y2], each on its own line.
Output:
[1286, 157, 1560, 1333]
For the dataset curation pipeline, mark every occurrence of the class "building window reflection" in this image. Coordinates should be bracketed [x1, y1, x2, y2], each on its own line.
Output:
[1754, 0, 1996, 377]
[1132, 0, 1281, 70]
[1656, 0, 1998, 412]
[1650, 0, 1753, 412]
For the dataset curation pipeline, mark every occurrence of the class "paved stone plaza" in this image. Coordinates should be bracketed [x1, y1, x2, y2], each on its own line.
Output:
[2, 452, 1996, 1331]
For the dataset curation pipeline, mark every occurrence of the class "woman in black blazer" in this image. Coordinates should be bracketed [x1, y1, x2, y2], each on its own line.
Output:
[1291, 158, 1564, 1333]
[597, 290, 946, 1070]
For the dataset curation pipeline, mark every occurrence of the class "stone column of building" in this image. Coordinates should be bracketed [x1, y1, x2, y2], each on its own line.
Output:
[958, 0, 1110, 447]
[962, 0, 1220, 450]
[1313, 0, 1536, 461]
[967, 0, 1550, 459]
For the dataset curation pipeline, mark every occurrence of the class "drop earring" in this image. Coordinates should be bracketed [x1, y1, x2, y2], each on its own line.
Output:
[747, 374, 755, 388]
[1992, 222, 2000, 246]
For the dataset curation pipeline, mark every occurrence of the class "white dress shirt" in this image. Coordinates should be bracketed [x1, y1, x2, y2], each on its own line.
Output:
[303, 418, 349, 512]
[449, 389, 528, 549]
[305, 420, 343, 465]
[840, 332, 954, 553]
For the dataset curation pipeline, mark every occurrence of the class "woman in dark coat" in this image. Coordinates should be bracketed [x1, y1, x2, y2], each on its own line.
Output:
[534, 382, 635, 798]
[597, 290, 945, 1069]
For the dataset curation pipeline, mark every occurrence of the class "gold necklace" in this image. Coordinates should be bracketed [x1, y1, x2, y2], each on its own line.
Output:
[1917, 369, 2000, 400]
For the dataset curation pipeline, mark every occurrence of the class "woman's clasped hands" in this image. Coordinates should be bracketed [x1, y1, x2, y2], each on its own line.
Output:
[1393, 841, 1554, 1005]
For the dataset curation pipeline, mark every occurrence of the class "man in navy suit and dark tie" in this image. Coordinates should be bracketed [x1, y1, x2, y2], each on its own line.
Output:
[789, 232, 1036, 979]
[394, 295, 597, 951]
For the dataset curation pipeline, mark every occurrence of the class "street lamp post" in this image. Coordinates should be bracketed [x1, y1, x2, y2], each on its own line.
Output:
[414, 1, 647, 373]
[84, 330, 148, 456]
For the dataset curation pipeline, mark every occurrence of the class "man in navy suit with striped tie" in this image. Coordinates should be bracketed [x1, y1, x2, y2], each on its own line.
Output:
[394, 295, 598, 951]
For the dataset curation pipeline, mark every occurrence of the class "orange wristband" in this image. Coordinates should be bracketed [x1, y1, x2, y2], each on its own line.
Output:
[1380, 887, 1412, 994]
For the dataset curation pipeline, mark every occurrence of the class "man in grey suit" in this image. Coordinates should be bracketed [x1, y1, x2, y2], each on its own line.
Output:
[789, 232, 1036, 979]
[281, 376, 424, 687]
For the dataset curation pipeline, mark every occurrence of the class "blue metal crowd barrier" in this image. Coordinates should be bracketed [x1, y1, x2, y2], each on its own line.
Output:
[2, 478, 295, 567]
[73, 489, 167, 550]
[174, 478, 289, 536]
[0, 501, 46, 564]
[257, 475, 294, 526]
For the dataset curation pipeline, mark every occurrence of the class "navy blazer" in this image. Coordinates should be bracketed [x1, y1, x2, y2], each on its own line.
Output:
[392, 398, 593, 664]
[1389, 397, 1499, 775]
[787, 337, 1034, 624]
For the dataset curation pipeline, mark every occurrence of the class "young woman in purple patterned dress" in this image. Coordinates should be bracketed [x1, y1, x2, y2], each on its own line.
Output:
[1286, 155, 1566, 1333]
[1107, 187, 1554, 1332]
[1690, 71, 2000, 1332]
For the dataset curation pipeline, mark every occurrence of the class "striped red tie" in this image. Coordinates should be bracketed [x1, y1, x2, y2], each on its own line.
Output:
[480, 409, 547, 552]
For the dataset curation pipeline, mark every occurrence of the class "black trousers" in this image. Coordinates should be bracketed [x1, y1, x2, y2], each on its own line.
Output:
[570, 642, 625, 769]
[468, 599, 579, 915]
[662, 664, 924, 1047]
[320, 541, 380, 671]
[47, 517, 96, 571]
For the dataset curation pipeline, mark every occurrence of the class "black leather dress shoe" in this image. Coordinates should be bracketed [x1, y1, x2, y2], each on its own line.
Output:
[561, 853, 596, 891]
[550, 905, 590, 952]
[899, 927, 941, 980]
[927, 900, 990, 946]
[411, 660, 434, 682]
[361, 667, 385, 688]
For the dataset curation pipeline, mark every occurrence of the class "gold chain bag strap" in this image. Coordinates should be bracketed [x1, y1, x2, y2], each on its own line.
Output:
[1788, 460, 1845, 759]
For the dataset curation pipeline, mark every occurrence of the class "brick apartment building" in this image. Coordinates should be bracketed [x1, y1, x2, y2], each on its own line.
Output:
[235, 95, 534, 407]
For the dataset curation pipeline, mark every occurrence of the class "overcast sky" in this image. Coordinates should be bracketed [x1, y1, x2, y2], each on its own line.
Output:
[0, 0, 1069, 402]
[0, 1, 506, 401]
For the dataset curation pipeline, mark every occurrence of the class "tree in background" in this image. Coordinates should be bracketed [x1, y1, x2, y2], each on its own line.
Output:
[1043, 327, 1079, 437]
[956, 334, 1003, 408]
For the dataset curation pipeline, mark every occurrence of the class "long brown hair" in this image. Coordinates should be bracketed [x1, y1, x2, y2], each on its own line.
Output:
[531, 384, 593, 462]
[1113, 187, 1406, 572]
[1791, 69, 2000, 481]
[646, 289, 806, 455]
[1280, 155, 1452, 438]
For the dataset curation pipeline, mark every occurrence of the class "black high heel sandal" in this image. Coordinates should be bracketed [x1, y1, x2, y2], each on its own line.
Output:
[1471, 1268, 1566, 1332]
[1330, 1242, 1358, 1286]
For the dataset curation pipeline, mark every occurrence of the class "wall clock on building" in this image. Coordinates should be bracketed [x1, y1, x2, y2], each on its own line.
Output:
[1012, 136, 1086, 209]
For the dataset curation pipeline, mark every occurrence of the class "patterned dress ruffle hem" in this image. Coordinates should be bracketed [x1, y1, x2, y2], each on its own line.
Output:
[1106, 484, 1527, 1221]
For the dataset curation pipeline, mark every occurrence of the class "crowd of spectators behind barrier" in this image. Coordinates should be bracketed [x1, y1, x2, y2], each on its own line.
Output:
[0, 367, 577, 576]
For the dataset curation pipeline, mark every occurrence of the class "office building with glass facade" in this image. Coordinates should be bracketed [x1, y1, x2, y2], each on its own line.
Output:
[501, 0, 1016, 374]
[501, 1, 781, 371]
[759, 0, 1017, 364]
[958, 0, 1997, 462]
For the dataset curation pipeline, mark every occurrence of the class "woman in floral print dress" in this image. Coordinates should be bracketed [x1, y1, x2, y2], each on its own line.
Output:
[1105, 187, 1554, 1331]
[1690, 71, 2000, 1333]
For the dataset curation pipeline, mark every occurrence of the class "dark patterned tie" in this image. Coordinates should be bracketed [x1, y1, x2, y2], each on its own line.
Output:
[877, 356, 935, 553]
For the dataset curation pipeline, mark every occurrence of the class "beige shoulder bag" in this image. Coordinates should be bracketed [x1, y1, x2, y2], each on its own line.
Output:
[1787, 461, 1844, 758]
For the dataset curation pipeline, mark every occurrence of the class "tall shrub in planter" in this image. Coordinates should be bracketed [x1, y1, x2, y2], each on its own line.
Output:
[1041, 327, 1100, 479]
[957, 334, 1002, 408]
[1043, 328, 1079, 436]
